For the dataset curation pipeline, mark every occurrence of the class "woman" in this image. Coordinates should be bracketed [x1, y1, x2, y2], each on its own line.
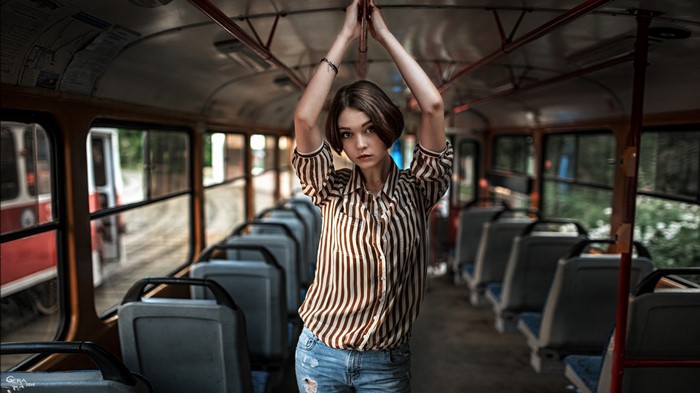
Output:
[292, 1, 453, 391]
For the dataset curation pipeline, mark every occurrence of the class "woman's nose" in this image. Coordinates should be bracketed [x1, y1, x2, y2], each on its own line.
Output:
[356, 134, 368, 148]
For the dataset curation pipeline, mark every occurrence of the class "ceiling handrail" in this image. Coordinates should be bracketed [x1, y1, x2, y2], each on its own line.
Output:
[409, 0, 614, 109]
[450, 51, 634, 113]
[187, 0, 306, 90]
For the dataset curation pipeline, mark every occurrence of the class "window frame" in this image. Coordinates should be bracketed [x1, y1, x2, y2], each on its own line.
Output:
[0, 109, 69, 349]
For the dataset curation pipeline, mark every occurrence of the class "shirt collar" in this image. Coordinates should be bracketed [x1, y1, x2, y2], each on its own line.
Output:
[343, 159, 399, 197]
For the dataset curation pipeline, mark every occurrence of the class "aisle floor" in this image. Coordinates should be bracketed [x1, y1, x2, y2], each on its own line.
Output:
[410, 274, 573, 393]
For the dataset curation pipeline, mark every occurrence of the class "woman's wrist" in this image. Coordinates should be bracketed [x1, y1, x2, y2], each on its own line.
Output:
[336, 28, 357, 46]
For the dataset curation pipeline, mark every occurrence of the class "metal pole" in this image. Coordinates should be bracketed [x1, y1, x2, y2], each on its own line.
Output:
[610, 10, 652, 393]
[358, 0, 369, 79]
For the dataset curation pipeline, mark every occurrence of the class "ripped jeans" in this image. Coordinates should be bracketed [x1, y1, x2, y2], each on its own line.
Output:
[295, 327, 411, 393]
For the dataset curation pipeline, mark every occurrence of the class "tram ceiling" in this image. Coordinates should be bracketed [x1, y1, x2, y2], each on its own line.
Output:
[1, 1, 698, 131]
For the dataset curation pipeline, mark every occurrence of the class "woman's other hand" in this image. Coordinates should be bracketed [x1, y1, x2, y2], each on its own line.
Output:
[341, 0, 362, 41]
[368, 0, 391, 44]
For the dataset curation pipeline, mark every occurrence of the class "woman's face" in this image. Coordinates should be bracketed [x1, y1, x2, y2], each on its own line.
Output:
[337, 107, 389, 170]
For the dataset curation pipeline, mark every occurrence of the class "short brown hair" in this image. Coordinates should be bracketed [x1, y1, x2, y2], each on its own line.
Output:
[325, 80, 404, 155]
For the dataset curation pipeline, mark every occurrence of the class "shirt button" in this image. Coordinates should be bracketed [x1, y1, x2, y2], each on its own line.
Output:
[373, 316, 378, 321]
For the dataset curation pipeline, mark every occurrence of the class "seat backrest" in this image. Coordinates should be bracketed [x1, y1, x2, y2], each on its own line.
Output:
[118, 278, 253, 393]
[258, 207, 311, 276]
[471, 218, 533, 287]
[498, 222, 588, 313]
[255, 215, 311, 285]
[596, 268, 700, 393]
[538, 254, 653, 353]
[0, 341, 152, 393]
[288, 195, 321, 242]
[192, 243, 287, 363]
[227, 232, 301, 314]
[284, 197, 321, 253]
[455, 206, 504, 266]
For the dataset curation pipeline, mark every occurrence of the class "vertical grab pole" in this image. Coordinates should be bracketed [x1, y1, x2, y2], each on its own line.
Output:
[610, 10, 652, 393]
[358, 0, 369, 79]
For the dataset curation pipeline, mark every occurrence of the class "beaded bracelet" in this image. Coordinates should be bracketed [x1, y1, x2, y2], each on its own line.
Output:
[320, 57, 338, 76]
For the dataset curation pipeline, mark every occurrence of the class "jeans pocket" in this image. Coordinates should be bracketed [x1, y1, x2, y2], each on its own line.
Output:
[386, 343, 411, 365]
[297, 328, 319, 351]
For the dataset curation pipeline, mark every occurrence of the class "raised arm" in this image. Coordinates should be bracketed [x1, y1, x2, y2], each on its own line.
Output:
[293, 0, 361, 153]
[368, 1, 446, 152]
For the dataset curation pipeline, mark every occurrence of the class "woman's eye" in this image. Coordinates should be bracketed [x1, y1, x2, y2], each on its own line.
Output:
[340, 132, 352, 139]
[365, 127, 375, 134]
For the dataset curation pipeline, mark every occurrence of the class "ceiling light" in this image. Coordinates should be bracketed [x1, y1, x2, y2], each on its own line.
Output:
[649, 26, 691, 40]
[215, 39, 270, 72]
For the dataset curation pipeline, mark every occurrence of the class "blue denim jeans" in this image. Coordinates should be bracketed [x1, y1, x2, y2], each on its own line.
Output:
[295, 327, 411, 393]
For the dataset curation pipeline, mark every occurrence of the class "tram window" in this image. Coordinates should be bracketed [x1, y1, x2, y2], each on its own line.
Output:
[203, 132, 246, 245]
[543, 134, 575, 180]
[147, 131, 189, 198]
[91, 138, 108, 188]
[87, 128, 190, 211]
[639, 129, 699, 201]
[1, 121, 59, 370]
[456, 139, 478, 205]
[251, 134, 277, 215]
[87, 126, 192, 314]
[635, 128, 699, 271]
[203, 132, 245, 186]
[543, 182, 612, 237]
[543, 132, 615, 236]
[576, 134, 614, 186]
[279, 136, 293, 199]
[635, 196, 699, 270]
[1, 123, 55, 232]
[493, 135, 534, 176]
[1, 128, 19, 201]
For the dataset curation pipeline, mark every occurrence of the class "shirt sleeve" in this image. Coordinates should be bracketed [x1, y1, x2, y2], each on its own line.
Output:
[409, 140, 454, 211]
[292, 141, 337, 206]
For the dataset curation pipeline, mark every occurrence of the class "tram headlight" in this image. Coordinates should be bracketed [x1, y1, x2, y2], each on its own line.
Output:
[21, 208, 36, 228]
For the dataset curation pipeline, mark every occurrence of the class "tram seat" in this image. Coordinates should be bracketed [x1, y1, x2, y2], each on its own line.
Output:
[118, 277, 256, 393]
[453, 203, 506, 284]
[485, 219, 588, 333]
[282, 196, 322, 275]
[228, 223, 303, 316]
[258, 207, 314, 286]
[0, 341, 153, 393]
[288, 195, 322, 244]
[564, 268, 700, 393]
[192, 243, 288, 365]
[518, 240, 653, 374]
[464, 209, 536, 306]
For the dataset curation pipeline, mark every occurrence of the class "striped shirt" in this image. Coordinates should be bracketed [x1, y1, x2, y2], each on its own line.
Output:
[292, 140, 453, 350]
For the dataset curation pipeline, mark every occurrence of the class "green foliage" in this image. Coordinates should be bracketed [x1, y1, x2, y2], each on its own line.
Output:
[542, 182, 612, 236]
[203, 134, 213, 168]
[634, 197, 700, 268]
[544, 182, 700, 269]
[117, 129, 143, 170]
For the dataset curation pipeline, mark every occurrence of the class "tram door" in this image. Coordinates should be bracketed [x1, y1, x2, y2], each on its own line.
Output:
[87, 129, 122, 284]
